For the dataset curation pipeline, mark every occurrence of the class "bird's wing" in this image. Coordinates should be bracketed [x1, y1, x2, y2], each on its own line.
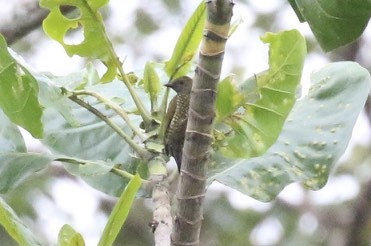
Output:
[163, 96, 177, 152]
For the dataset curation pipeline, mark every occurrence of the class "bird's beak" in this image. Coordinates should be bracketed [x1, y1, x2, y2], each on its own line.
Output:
[164, 83, 174, 89]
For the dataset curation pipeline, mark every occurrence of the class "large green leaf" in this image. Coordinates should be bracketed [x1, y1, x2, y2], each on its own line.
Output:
[0, 35, 43, 138]
[0, 197, 41, 245]
[40, 0, 116, 81]
[215, 30, 306, 158]
[165, 1, 206, 78]
[288, 0, 371, 51]
[0, 153, 53, 194]
[0, 100, 51, 194]
[39, 76, 144, 196]
[209, 62, 370, 202]
[98, 174, 141, 246]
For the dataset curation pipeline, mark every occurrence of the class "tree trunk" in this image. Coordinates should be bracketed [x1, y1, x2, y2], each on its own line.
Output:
[171, 1, 234, 245]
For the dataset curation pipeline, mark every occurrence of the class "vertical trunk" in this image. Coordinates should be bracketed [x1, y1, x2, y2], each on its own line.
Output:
[171, 1, 234, 245]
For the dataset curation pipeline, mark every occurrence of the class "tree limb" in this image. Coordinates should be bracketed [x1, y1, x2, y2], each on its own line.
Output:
[171, 1, 234, 245]
[345, 179, 371, 246]
[0, 0, 74, 45]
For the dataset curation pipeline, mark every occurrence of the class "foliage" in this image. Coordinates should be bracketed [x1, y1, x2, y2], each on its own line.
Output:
[288, 0, 371, 51]
[0, 0, 370, 244]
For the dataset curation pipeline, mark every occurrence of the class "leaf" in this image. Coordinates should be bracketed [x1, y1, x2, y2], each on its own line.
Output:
[40, 0, 116, 81]
[98, 174, 142, 246]
[58, 157, 115, 177]
[40, 79, 144, 196]
[215, 30, 306, 158]
[0, 35, 43, 138]
[0, 197, 41, 245]
[0, 96, 52, 194]
[289, 0, 371, 51]
[143, 62, 161, 112]
[165, 1, 206, 78]
[0, 153, 53, 194]
[215, 75, 244, 121]
[0, 109, 26, 153]
[58, 224, 85, 246]
[209, 62, 371, 202]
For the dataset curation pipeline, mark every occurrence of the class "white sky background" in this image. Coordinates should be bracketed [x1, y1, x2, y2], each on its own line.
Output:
[2, 0, 371, 245]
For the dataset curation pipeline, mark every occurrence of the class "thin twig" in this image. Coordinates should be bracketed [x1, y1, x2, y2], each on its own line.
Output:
[68, 95, 152, 160]
[73, 90, 147, 141]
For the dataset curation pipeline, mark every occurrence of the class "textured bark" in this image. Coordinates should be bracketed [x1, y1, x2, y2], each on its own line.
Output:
[171, 1, 234, 245]
[152, 182, 173, 246]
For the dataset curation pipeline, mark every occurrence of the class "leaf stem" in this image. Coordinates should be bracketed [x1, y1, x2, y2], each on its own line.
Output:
[82, 0, 152, 127]
[72, 90, 147, 141]
[68, 95, 152, 161]
[56, 157, 150, 185]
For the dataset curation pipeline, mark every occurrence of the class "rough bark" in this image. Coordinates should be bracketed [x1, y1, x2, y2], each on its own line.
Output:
[171, 1, 234, 245]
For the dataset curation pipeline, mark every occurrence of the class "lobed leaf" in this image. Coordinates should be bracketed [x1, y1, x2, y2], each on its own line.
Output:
[0, 197, 41, 245]
[0, 35, 43, 138]
[40, 0, 116, 81]
[98, 174, 142, 246]
[289, 0, 371, 51]
[165, 1, 206, 78]
[215, 30, 306, 158]
[209, 62, 371, 202]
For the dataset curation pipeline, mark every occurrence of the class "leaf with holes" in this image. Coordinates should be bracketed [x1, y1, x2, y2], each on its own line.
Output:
[40, 0, 116, 81]
[209, 62, 371, 202]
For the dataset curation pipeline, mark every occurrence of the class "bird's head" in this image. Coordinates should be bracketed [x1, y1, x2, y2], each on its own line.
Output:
[164, 76, 192, 95]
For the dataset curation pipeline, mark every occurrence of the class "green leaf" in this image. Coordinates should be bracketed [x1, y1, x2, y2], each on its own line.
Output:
[0, 153, 53, 194]
[209, 62, 371, 202]
[0, 98, 52, 194]
[215, 30, 306, 158]
[165, 1, 206, 78]
[58, 157, 115, 177]
[0, 35, 43, 138]
[215, 75, 244, 121]
[58, 224, 85, 246]
[0, 109, 26, 153]
[0, 197, 41, 245]
[40, 0, 116, 81]
[98, 174, 142, 246]
[143, 62, 161, 112]
[289, 0, 371, 51]
[40, 79, 144, 196]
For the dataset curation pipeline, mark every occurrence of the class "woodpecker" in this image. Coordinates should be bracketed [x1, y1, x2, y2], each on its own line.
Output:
[163, 76, 192, 171]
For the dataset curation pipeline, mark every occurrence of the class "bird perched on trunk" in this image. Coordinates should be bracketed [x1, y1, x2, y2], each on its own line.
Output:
[163, 76, 193, 172]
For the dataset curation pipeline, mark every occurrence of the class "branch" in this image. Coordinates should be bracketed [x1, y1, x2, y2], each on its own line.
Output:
[345, 179, 371, 246]
[171, 1, 234, 245]
[72, 90, 147, 141]
[0, 0, 73, 45]
[68, 95, 152, 161]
